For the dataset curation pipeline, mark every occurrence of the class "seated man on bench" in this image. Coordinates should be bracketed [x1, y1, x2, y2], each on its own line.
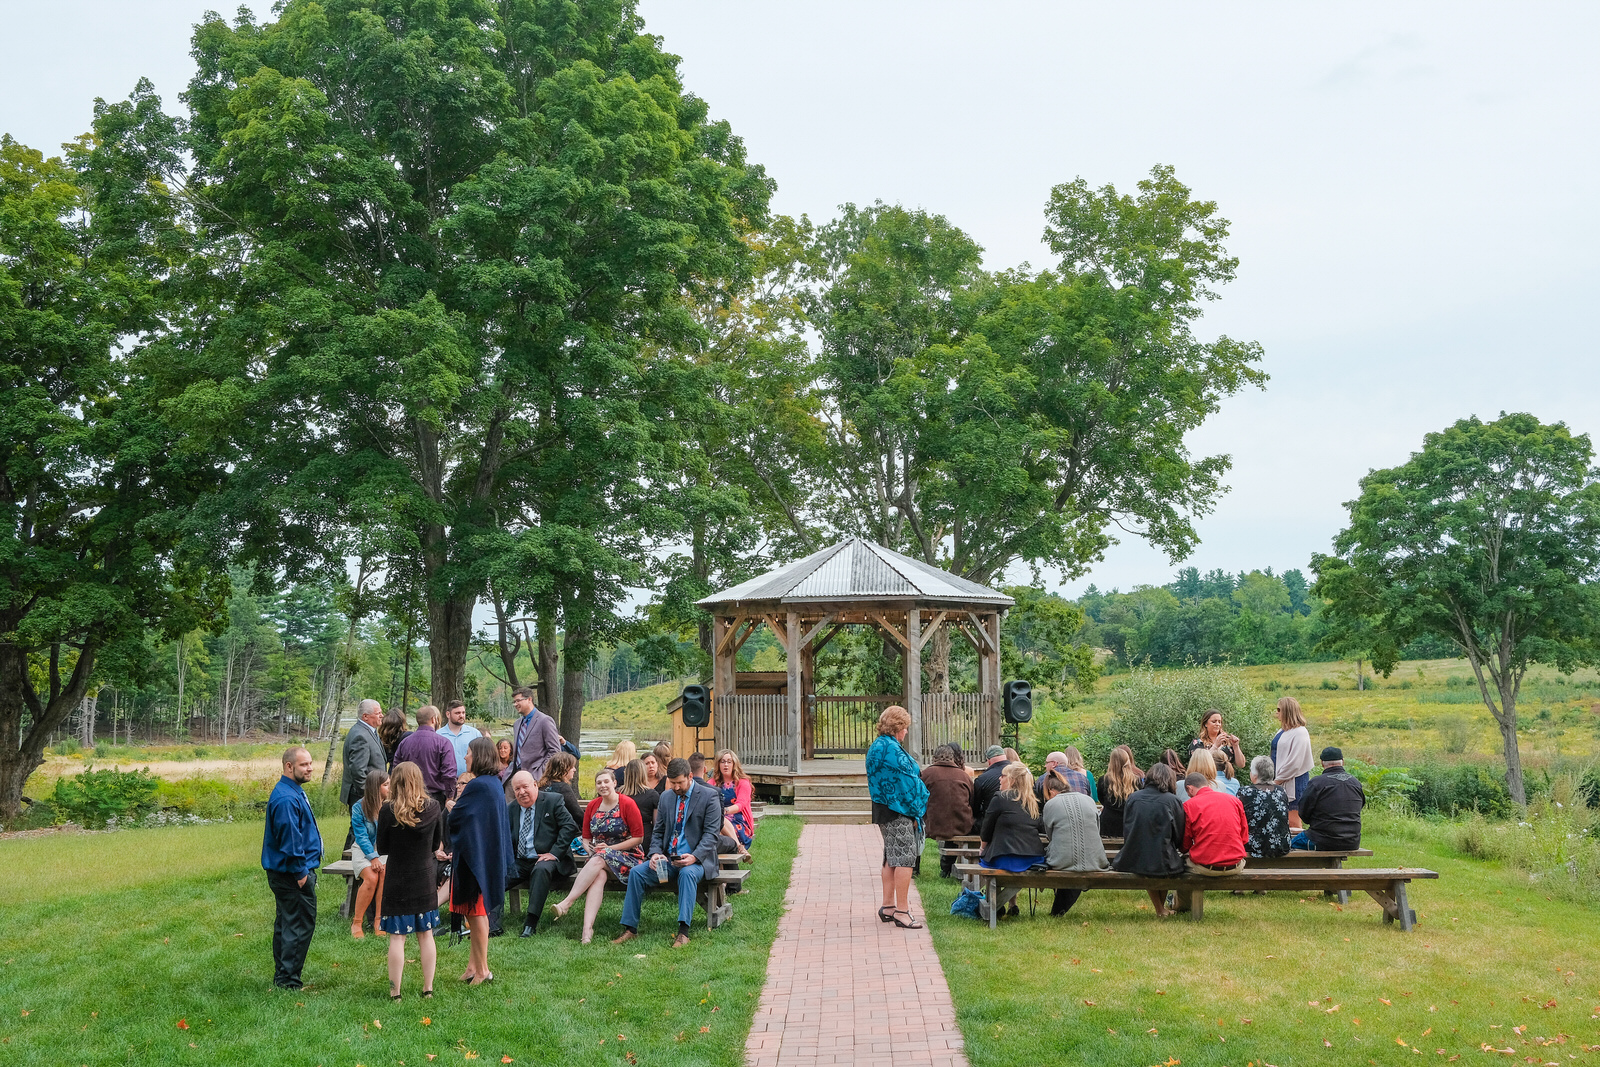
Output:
[613, 757, 721, 949]
[1292, 747, 1365, 852]
[1181, 771, 1249, 877]
[505, 770, 577, 937]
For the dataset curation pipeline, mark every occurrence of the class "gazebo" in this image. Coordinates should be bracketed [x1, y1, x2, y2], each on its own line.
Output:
[689, 538, 1013, 775]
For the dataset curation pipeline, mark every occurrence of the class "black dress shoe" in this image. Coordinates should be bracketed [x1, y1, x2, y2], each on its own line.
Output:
[519, 923, 536, 938]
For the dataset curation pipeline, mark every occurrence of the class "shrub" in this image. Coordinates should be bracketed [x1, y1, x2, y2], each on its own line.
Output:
[1100, 663, 1271, 772]
[1451, 789, 1600, 904]
[1411, 762, 1513, 818]
[1437, 714, 1472, 754]
[1319, 678, 1338, 690]
[92, 741, 110, 758]
[50, 768, 160, 828]
[1581, 768, 1600, 809]
[52, 737, 83, 756]
[1345, 759, 1422, 809]
[154, 777, 259, 820]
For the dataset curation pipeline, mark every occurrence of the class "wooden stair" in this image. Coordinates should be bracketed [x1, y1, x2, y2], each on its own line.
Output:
[791, 772, 871, 824]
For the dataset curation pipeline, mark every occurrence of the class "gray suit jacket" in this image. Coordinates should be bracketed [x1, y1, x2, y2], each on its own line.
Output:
[649, 781, 723, 881]
[340, 720, 386, 806]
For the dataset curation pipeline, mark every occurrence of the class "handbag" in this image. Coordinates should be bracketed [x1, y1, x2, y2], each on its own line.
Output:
[950, 887, 986, 919]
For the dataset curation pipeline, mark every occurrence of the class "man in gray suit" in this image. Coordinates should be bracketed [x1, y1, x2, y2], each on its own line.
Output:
[340, 699, 387, 809]
[613, 758, 721, 948]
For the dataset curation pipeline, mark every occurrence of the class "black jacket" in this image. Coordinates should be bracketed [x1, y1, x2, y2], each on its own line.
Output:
[506, 791, 579, 876]
[1297, 766, 1365, 850]
[542, 779, 585, 829]
[1112, 785, 1186, 877]
[970, 761, 1007, 831]
[979, 794, 1044, 862]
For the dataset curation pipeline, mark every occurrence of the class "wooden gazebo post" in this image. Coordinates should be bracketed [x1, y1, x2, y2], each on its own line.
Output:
[904, 608, 922, 760]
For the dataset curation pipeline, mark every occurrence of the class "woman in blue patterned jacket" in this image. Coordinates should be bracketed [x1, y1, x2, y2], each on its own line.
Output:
[866, 705, 929, 929]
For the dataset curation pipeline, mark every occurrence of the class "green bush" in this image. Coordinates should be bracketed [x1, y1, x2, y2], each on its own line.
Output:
[9, 798, 60, 831]
[92, 741, 110, 758]
[1452, 789, 1600, 904]
[52, 737, 83, 756]
[1581, 768, 1600, 809]
[1097, 663, 1271, 773]
[1344, 759, 1421, 810]
[1319, 678, 1338, 690]
[1437, 714, 1472, 754]
[50, 768, 160, 828]
[154, 777, 260, 820]
[1411, 762, 1513, 818]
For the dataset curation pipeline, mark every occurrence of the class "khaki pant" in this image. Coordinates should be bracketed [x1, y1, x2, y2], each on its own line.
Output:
[1185, 857, 1245, 877]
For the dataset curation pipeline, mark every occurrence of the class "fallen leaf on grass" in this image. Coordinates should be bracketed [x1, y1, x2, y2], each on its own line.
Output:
[1380, 998, 1392, 1006]
[176, 1019, 189, 1030]
[1324, 1040, 1332, 1047]
[1324, 1005, 1340, 1013]
[502, 1058, 513, 1063]
[426, 1056, 436, 1062]
[1083, 1000, 1096, 1006]
[1155, 990, 1165, 995]
[1543, 1000, 1558, 1009]
[1397, 1038, 1408, 1046]
[699, 1027, 710, 1033]
[1147, 1028, 1158, 1034]
[373, 1020, 381, 1029]
[422, 1018, 431, 1026]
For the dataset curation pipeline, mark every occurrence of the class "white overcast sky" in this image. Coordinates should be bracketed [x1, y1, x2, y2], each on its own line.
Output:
[5, 1, 1598, 598]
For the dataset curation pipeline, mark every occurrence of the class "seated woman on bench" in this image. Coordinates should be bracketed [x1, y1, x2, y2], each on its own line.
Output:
[1112, 762, 1186, 917]
[978, 762, 1044, 921]
[1040, 769, 1108, 916]
[552, 768, 645, 944]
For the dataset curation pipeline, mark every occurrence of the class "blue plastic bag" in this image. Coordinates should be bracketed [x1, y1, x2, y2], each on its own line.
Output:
[950, 887, 986, 919]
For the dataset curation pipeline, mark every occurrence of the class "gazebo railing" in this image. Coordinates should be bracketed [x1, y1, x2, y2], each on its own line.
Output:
[810, 695, 895, 755]
[920, 692, 992, 765]
[715, 694, 788, 768]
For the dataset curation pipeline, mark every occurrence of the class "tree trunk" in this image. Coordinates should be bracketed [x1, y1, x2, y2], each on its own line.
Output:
[927, 624, 952, 695]
[0, 641, 97, 822]
[1355, 658, 1365, 692]
[1494, 684, 1526, 805]
[560, 628, 586, 745]
[489, 590, 520, 688]
[400, 619, 414, 713]
[427, 593, 473, 708]
[537, 613, 560, 713]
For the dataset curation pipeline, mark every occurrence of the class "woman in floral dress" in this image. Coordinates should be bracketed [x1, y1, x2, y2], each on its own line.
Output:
[550, 769, 645, 943]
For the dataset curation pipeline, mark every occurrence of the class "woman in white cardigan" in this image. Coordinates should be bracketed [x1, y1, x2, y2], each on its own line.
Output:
[1040, 770, 1109, 916]
[1270, 697, 1314, 829]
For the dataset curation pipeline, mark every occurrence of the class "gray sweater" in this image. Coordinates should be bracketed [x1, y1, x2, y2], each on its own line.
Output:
[1042, 792, 1110, 872]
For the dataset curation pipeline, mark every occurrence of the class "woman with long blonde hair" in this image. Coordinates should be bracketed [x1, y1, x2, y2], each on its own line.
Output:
[606, 739, 638, 770]
[1179, 748, 1219, 800]
[375, 762, 445, 999]
[1099, 745, 1143, 837]
[977, 762, 1045, 920]
[1270, 696, 1313, 828]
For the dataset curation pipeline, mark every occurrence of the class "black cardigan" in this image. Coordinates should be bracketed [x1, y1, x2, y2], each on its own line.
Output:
[1112, 785, 1186, 877]
[376, 799, 444, 916]
[979, 793, 1045, 861]
[543, 779, 585, 828]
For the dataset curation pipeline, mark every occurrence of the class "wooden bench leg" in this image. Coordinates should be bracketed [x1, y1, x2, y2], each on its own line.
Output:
[702, 882, 732, 930]
[1393, 880, 1414, 932]
[341, 875, 357, 920]
[1173, 889, 1192, 913]
[988, 876, 999, 930]
[1188, 889, 1205, 921]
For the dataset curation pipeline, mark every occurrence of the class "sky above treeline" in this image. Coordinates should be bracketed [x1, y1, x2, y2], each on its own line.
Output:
[4, 1, 1597, 599]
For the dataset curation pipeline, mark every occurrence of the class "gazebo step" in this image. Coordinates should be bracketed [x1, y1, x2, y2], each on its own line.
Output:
[798, 809, 873, 825]
[793, 795, 872, 814]
[792, 782, 870, 798]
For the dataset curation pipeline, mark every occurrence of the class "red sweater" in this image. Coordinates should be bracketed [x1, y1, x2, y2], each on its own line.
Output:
[1182, 786, 1249, 866]
[581, 794, 643, 842]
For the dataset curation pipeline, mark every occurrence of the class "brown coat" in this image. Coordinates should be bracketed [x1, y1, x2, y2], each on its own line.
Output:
[920, 763, 975, 840]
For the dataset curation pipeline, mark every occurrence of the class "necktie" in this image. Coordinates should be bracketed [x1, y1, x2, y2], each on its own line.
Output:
[520, 803, 538, 858]
[514, 714, 530, 763]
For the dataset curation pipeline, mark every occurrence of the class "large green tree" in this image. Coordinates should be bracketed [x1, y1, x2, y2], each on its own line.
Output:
[0, 86, 227, 818]
[183, 0, 771, 715]
[799, 167, 1265, 689]
[1311, 414, 1600, 804]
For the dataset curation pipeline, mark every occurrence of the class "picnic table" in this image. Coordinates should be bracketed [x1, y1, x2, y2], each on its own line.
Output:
[953, 862, 1437, 931]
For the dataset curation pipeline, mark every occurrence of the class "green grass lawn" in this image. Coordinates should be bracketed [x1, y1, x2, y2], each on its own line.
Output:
[0, 815, 799, 1066]
[917, 816, 1600, 1067]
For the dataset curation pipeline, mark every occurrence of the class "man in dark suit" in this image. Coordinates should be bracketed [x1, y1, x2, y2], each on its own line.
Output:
[613, 757, 720, 948]
[505, 770, 578, 936]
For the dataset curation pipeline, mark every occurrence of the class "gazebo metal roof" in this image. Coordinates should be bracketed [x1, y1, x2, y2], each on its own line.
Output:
[697, 538, 1013, 609]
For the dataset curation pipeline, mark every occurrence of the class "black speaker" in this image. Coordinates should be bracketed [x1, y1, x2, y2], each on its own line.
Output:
[1002, 680, 1032, 724]
[681, 684, 711, 728]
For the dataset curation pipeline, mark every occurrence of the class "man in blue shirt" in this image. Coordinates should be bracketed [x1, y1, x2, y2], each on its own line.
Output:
[262, 746, 324, 990]
[441, 699, 482, 776]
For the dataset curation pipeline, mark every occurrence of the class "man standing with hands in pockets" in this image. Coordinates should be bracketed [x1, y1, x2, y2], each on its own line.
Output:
[263, 746, 325, 989]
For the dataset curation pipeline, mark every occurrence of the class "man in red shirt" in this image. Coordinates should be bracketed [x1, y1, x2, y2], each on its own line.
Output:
[1181, 772, 1249, 876]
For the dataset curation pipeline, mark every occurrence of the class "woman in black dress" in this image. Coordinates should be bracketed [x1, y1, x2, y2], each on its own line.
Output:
[1098, 745, 1143, 838]
[1112, 762, 1186, 917]
[376, 761, 444, 999]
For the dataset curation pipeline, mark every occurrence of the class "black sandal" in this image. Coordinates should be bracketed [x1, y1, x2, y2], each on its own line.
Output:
[421, 990, 434, 999]
[878, 906, 895, 923]
[892, 910, 923, 929]
[389, 991, 402, 1001]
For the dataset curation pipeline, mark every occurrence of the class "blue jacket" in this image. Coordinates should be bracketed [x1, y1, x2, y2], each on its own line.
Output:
[866, 735, 928, 823]
[351, 798, 379, 861]
[448, 774, 512, 913]
[263, 776, 324, 877]
[648, 781, 723, 881]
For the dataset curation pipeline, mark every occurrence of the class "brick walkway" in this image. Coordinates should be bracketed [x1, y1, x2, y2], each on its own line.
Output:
[745, 822, 968, 1067]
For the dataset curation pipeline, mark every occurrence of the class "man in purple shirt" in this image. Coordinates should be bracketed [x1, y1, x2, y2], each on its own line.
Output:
[393, 704, 458, 807]
[511, 686, 560, 781]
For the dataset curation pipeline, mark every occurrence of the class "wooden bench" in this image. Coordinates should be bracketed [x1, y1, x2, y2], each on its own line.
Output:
[953, 863, 1437, 931]
[941, 844, 1370, 870]
[507, 865, 750, 931]
[321, 858, 363, 919]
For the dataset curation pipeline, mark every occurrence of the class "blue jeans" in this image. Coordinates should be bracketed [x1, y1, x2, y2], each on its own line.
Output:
[1290, 830, 1314, 850]
[621, 859, 705, 930]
